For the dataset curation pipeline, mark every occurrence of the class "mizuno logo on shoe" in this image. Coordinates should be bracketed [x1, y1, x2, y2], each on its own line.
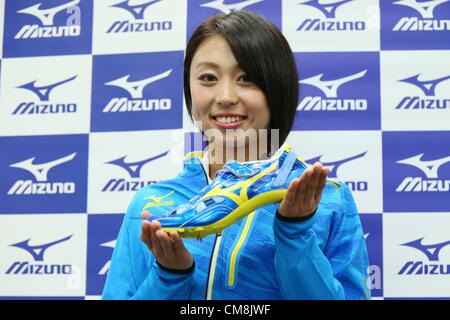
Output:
[144, 191, 175, 209]
[146, 191, 175, 204]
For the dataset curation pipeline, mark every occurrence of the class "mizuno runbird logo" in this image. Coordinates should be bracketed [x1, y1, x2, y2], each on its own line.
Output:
[9, 153, 76, 182]
[300, 70, 367, 98]
[106, 150, 169, 178]
[10, 235, 73, 261]
[105, 70, 172, 99]
[146, 190, 175, 203]
[306, 152, 367, 178]
[393, 0, 450, 19]
[200, 0, 264, 14]
[98, 239, 117, 275]
[300, 0, 354, 19]
[17, 0, 80, 26]
[401, 237, 450, 261]
[17, 76, 77, 102]
[399, 74, 450, 97]
[143, 190, 175, 209]
[111, 0, 162, 20]
[397, 154, 450, 179]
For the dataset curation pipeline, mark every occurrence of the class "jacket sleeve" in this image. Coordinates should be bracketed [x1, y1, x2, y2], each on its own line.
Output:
[102, 188, 195, 300]
[273, 183, 370, 300]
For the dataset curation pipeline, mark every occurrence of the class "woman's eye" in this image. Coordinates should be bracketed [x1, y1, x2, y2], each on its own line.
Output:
[199, 74, 216, 82]
[238, 74, 253, 83]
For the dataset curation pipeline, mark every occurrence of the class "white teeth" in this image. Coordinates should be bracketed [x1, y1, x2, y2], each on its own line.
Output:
[216, 116, 243, 124]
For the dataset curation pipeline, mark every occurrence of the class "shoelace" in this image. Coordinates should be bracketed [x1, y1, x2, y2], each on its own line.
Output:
[223, 160, 259, 178]
[221, 150, 298, 188]
[272, 151, 298, 188]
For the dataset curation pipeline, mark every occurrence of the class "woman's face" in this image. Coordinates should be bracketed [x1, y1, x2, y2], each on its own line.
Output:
[189, 35, 270, 149]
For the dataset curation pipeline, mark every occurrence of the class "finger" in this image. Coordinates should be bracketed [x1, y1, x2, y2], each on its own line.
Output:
[156, 229, 174, 256]
[142, 220, 151, 241]
[314, 167, 329, 203]
[320, 166, 329, 186]
[141, 210, 152, 220]
[284, 178, 299, 203]
[298, 166, 313, 188]
[303, 164, 321, 212]
[149, 219, 162, 244]
[147, 221, 156, 250]
[308, 163, 322, 195]
[295, 166, 312, 200]
[314, 167, 328, 199]
[312, 162, 322, 182]
[152, 230, 164, 258]
[169, 231, 185, 254]
[149, 220, 161, 255]
[152, 219, 161, 230]
[142, 221, 155, 252]
[312, 162, 323, 186]
[141, 220, 151, 245]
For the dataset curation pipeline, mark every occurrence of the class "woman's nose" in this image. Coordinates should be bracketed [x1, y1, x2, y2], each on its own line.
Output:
[215, 82, 239, 107]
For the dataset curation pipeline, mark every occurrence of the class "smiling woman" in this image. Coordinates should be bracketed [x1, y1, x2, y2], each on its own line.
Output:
[102, 10, 370, 301]
[188, 34, 271, 168]
[184, 12, 298, 158]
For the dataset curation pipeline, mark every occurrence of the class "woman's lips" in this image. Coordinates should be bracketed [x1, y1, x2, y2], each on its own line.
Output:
[214, 118, 246, 129]
[212, 114, 247, 129]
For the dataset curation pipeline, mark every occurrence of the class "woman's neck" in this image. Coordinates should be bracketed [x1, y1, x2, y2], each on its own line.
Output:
[207, 142, 267, 180]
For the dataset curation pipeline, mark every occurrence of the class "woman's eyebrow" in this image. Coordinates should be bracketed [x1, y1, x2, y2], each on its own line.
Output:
[194, 61, 241, 70]
[195, 61, 220, 70]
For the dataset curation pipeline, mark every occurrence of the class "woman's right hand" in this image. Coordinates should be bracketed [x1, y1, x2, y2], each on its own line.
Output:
[140, 210, 194, 271]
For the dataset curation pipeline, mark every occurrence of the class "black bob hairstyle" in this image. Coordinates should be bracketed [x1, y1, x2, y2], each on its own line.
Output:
[183, 10, 299, 150]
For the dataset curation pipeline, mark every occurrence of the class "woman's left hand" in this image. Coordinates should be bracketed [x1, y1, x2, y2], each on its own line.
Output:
[278, 162, 329, 219]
